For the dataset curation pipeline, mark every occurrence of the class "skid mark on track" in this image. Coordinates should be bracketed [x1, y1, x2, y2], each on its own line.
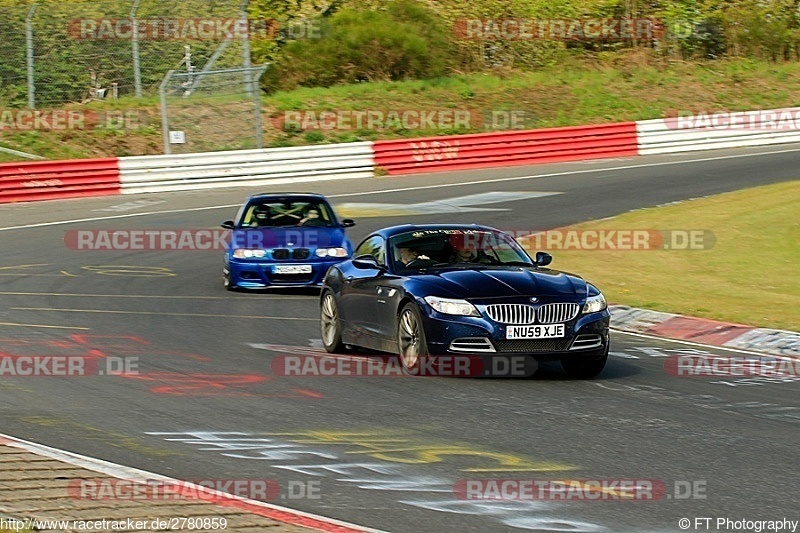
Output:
[118, 372, 324, 399]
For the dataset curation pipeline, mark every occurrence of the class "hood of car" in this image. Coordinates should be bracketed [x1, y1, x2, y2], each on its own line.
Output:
[230, 226, 348, 249]
[412, 267, 587, 300]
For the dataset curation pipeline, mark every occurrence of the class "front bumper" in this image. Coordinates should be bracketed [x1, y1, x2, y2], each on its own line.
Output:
[418, 302, 610, 360]
[225, 257, 344, 288]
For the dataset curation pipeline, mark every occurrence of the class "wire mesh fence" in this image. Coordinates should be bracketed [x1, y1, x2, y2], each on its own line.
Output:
[159, 65, 267, 154]
[0, 0, 254, 108]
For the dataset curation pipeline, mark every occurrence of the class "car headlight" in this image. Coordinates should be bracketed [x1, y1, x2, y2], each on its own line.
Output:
[582, 293, 607, 314]
[315, 247, 349, 258]
[424, 296, 480, 317]
[232, 249, 267, 259]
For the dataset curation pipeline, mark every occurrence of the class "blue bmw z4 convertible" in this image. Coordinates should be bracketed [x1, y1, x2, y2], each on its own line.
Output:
[319, 224, 611, 378]
[221, 193, 355, 290]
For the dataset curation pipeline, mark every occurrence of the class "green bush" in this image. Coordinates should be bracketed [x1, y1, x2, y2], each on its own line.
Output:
[262, 0, 454, 92]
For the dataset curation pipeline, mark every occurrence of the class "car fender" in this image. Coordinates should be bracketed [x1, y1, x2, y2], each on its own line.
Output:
[393, 291, 420, 345]
[322, 266, 346, 295]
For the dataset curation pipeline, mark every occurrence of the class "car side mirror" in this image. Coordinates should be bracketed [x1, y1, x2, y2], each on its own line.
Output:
[221, 220, 235, 229]
[535, 251, 552, 267]
[352, 254, 386, 272]
[341, 219, 356, 228]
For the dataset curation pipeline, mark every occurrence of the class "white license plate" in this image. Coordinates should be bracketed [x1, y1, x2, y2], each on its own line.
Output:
[506, 324, 565, 339]
[273, 264, 312, 274]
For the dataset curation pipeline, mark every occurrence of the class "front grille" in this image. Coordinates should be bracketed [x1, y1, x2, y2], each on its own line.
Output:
[492, 338, 572, 353]
[273, 249, 289, 260]
[292, 248, 311, 260]
[485, 304, 536, 324]
[449, 338, 496, 353]
[537, 303, 580, 324]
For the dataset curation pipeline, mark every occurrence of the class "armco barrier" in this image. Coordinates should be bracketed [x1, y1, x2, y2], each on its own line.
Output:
[637, 108, 800, 155]
[373, 122, 639, 175]
[0, 158, 120, 203]
[119, 142, 374, 193]
[5, 107, 800, 204]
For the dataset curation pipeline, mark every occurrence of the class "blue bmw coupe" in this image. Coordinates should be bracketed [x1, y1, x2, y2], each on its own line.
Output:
[221, 193, 355, 290]
[319, 224, 610, 378]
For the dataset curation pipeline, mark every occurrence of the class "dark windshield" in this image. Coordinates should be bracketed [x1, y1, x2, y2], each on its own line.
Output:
[240, 200, 336, 228]
[388, 229, 533, 272]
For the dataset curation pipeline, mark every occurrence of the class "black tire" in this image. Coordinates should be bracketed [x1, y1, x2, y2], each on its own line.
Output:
[397, 303, 429, 374]
[561, 354, 608, 379]
[320, 291, 347, 353]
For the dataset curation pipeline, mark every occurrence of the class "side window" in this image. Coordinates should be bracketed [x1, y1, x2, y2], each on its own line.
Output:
[241, 204, 258, 226]
[317, 203, 333, 223]
[354, 236, 386, 266]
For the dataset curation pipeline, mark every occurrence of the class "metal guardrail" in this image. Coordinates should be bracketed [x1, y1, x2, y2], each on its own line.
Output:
[118, 142, 375, 193]
[4, 107, 800, 203]
[636, 108, 800, 155]
[0, 158, 120, 203]
[0, 145, 45, 160]
[373, 123, 639, 175]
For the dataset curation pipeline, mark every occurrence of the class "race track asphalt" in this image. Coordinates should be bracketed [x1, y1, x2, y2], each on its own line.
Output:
[0, 144, 797, 533]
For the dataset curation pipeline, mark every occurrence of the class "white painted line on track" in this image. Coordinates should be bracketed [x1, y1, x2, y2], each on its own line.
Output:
[0, 321, 90, 330]
[0, 431, 387, 533]
[1, 147, 798, 232]
[0, 291, 309, 300]
[0, 203, 242, 232]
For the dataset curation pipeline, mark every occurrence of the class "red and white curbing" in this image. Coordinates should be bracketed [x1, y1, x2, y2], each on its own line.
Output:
[610, 305, 800, 357]
[0, 432, 385, 533]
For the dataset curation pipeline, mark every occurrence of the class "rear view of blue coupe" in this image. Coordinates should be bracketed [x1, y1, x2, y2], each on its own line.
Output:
[221, 193, 355, 290]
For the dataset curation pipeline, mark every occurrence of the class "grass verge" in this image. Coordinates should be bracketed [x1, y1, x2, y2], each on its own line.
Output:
[521, 181, 800, 331]
[0, 56, 799, 159]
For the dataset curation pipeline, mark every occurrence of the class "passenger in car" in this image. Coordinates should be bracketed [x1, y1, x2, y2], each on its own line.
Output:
[299, 207, 326, 227]
[249, 205, 273, 227]
[396, 241, 431, 267]
[447, 234, 493, 263]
